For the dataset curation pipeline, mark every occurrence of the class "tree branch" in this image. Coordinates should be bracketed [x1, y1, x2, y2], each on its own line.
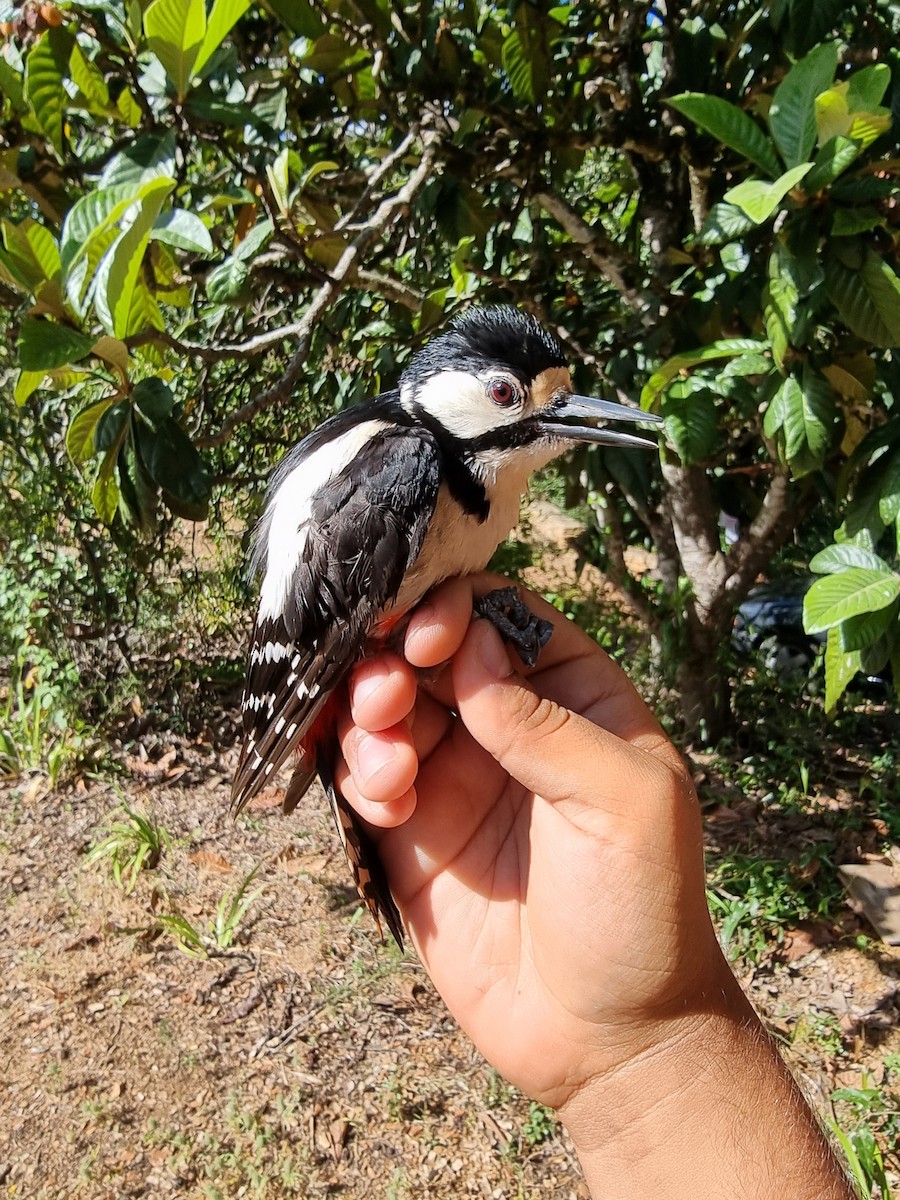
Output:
[197, 127, 442, 448]
[531, 189, 655, 315]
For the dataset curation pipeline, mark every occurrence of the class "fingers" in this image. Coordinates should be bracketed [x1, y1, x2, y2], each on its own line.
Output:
[451, 617, 691, 828]
[348, 651, 417, 731]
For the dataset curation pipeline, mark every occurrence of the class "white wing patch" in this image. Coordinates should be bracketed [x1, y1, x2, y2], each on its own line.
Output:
[257, 419, 389, 620]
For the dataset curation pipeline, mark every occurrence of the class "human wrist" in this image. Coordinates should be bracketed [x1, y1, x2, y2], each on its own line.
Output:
[557, 977, 854, 1200]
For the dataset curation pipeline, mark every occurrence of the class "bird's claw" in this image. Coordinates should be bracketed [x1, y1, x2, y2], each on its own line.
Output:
[474, 587, 553, 668]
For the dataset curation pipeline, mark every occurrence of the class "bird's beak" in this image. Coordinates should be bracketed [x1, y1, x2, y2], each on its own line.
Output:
[539, 394, 663, 450]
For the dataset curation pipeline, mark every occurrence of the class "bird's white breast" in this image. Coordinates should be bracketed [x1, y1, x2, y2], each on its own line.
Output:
[392, 453, 536, 613]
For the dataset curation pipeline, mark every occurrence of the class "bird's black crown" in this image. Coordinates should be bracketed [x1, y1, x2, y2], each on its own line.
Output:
[402, 306, 567, 388]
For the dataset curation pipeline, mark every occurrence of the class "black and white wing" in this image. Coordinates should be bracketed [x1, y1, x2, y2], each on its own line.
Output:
[231, 420, 441, 814]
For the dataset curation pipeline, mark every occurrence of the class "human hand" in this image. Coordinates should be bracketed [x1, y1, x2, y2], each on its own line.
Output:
[335, 574, 740, 1112]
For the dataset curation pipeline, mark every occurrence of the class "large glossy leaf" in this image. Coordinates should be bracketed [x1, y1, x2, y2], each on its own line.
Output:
[669, 93, 781, 177]
[144, 0, 205, 99]
[803, 568, 900, 633]
[1, 217, 60, 291]
[193, 0, 251, 79]
[92, 445, 121, 525]
[137, 418, 211, 519]
[763, 243, 799, 369]
[838, 601, 899, 653]
[23, 27, 74, 154]
[661, 390, 718, 464]
[206, 218, 273, 302]
[132, 377, 175, 425]
[641, 339, 765, 408]
[66, 397, 116, 465]
[17, 318, 94, 371]
[691, 202, 757, 246]
[93, 177, 175, 337]
[61, 183, 145, 274]
[724, 162, 813, 224]
[824, 627, 861, 713]
[68, 41, 110, 112]
[769, 42, 838, 167]
[802, 135, 861, 193]
[810, 544, 891, 575]
[151, 209, 214, 255]
[826, 248, 900, 348]
[100, 131, 177, 187]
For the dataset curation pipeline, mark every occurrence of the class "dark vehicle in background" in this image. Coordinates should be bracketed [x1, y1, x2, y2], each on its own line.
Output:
[733, 578, 892, 694]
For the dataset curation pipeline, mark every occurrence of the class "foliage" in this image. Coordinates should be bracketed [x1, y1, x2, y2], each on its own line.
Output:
[829, 1074, 899, 1200]
[85, 797, 171, 892]
[156, 865, 263, 957]
[0, 1, 898, 736]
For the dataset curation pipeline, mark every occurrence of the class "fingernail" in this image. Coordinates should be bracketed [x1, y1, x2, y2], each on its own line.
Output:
[356, 733, 396, 783]
[476, 622, 514, 679]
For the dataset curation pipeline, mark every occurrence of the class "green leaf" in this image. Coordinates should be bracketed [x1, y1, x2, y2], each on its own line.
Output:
[831, 207, 882, 237]
[824, 627, 861, 713]
[17, 319, 94, 371]
[661, 390, 718, 464]
[1, 217, 60, 292]
[94, 177, 175, 337]
[769, 42, 839, 167]
[847, 63, 891, 112]
[144, 0, 206, 99]
[151, 209, 214, 255]
[839, 601, 899, 653]
[23, 27, 74, 154]
[206, 218, 273, 302]
[14, 370, 45, 406]
[763, 373, 799, 441]
[68, 41, 110, 112]
[132, 377, 174, 424]
[669, 93, 781, 177]
[502, 30, 536, 105]
[802, 135, 861, 192]
[803, 568, 900, 634]
[763, 243, 799, 369]
[0, 44, 27, 112]
[193, 0, 251, 79]
[101, 131, 177, 188]
[810, 544, 891, 575]
[94, 398, 130, 452]
[825, 247, 900, 348]
[92, 446, 121, 525]
[66, 398, 115, 465]
[724, 162, 813, 224]
[641, 339, 766, 408]
[790, 365, 834, 463]
[137, 418, 211, 520]
[691, 202, 757, 246]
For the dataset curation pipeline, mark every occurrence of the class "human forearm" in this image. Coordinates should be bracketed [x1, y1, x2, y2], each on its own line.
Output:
[559, 983, 855, 1200]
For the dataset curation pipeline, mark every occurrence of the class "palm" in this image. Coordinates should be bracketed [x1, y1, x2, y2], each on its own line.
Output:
[360, 598, 717, 1106]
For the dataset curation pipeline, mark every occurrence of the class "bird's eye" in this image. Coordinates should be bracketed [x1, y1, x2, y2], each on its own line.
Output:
[488, 378, 519, 407]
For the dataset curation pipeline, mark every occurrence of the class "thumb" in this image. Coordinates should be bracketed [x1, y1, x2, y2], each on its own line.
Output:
[452, 618, 665, 826]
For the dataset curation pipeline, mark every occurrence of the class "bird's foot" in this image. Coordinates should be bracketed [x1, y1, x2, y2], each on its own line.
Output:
[474, 587, 553, 668]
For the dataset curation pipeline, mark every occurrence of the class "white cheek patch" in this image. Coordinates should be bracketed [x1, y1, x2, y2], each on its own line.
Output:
[404, 373, 523, 441]
[257, 420, 387, 619]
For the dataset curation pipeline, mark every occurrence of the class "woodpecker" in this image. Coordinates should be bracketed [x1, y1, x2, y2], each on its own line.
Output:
[232, 306, 662, 943]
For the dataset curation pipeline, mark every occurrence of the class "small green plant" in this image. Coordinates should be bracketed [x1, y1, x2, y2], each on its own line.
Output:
[157, 867, 263, 958]
[86, 801, 170, 893]
[520, 1101, 556, 1147]
[707, 851, 840, 965]
[0, 644, 88, 787]
[830, 1076, 899, 1199]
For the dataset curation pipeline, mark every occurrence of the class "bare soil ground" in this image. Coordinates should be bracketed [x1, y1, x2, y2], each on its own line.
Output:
[2, 518, 899, 1198]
